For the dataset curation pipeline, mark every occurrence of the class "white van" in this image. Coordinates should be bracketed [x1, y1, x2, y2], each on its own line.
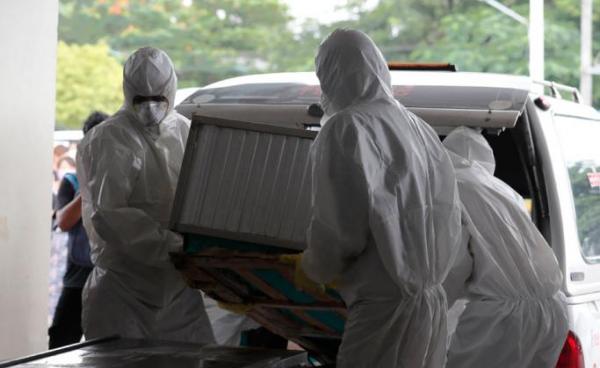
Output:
[176, 68, 600, 367]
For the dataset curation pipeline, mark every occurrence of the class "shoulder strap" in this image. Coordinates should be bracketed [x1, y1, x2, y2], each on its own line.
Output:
[63, 173, 79, 193]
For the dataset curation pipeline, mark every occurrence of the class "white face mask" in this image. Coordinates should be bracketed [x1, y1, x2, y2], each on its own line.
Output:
[134, 101, 168, 126]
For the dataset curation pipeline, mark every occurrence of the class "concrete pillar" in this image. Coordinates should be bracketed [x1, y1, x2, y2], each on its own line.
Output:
[0, 0, 58, 360]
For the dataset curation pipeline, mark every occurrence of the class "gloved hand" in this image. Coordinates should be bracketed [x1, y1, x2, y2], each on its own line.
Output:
[217, 301, 254, 315]
[279, 253, 326, 295]
[167, 232, 184, 254]
[326, 279, 339, 290]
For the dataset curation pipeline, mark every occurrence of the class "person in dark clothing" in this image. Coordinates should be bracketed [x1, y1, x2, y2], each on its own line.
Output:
[48, 111, 108, 349]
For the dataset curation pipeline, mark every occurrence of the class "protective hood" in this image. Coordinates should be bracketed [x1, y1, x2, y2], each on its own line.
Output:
[315, 29, 394, 116]
[443, 126, 496, 175]
[122, 47, 177, 113]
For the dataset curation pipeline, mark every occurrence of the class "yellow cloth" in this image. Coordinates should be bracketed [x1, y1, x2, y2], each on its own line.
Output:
[217, 301, 254, 315]
[326, 279, 339, 290]
[279, 253, 325, 295]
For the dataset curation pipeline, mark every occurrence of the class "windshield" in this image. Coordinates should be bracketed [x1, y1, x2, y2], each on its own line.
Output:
[554, 115, 600, 262]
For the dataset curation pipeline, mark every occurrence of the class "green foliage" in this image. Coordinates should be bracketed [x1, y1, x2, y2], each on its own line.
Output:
[55, 41, 122, 129]
[56, 0, 600, 113]
[325, 0, 598, 105]
[329, 0, 468, 61]
[58, 0, 306, 86]
[56, 0, 313, 128]
[410, 6, 529, 75]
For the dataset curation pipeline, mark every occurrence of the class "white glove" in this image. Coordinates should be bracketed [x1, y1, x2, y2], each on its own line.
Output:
[167, 232, 184, 253]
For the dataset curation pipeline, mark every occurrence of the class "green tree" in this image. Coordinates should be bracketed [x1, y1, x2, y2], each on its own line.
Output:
[410, 5, 529, 75]
[58, 0, 307, 86]
[324, 0, 600, 105]
[55, 41, 122, 129]
[329, 0, 468, 61]
[56, 0, 600, 107]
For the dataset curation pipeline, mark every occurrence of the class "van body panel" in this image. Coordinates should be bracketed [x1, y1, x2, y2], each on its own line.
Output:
[567, 300, 600, 367]
[536, 99, 600, 297]
[530, 96, 600, 366]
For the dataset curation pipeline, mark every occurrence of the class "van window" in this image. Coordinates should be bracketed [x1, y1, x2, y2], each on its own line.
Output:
[554, 115, 600, 261]
[486, 130, 534, 210]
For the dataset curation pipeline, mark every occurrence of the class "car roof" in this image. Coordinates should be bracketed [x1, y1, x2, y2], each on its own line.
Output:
[544, 95, 600, 120]
[175, 87, 200, 106]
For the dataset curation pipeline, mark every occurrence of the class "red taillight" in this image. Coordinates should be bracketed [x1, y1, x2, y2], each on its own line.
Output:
[556, 331, 585, 368]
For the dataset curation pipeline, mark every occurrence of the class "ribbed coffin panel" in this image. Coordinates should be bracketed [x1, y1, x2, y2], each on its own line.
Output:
[177, 123, 314, 249]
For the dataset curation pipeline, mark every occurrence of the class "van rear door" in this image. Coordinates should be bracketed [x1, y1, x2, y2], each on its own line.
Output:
[543, 103, 600, 296]
[535, 100, 600, 368]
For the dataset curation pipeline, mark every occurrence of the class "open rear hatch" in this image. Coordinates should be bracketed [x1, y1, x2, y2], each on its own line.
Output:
[176, 82, 530, 131]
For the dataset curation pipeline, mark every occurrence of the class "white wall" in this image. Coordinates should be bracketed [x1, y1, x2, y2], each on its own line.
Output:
[0, 0, 58, 360]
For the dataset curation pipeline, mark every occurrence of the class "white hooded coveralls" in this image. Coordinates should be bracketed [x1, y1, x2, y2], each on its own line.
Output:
[77, 47, 215, 343]
[301, 29, 462, 368]
[442, 126, 568, 367]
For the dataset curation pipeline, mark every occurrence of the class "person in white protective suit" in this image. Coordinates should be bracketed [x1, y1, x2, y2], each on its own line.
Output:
[299, 29, 462, 368]
[77, 47, 215, 343]
[442, 126, 568, 367]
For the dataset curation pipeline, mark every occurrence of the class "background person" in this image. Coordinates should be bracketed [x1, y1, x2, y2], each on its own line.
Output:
[48, 111, 107, 349]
